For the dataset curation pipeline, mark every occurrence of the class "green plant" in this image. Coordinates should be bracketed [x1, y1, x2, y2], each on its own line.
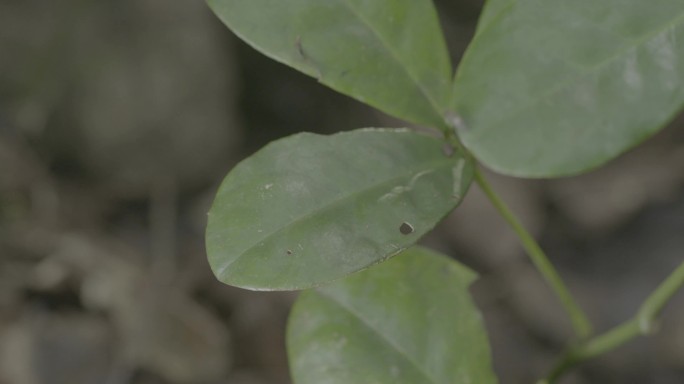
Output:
[204, 1, 684, 382]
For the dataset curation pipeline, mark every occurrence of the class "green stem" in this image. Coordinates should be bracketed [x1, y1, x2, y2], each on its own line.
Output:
[637, 259, 684, 330]
[474, 168, 592, 339]
[542, 260, 684, 383]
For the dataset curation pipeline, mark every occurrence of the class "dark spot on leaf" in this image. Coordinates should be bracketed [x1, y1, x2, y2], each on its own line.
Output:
[294, 36, 322, 80]
[399, 222, 414, 235]
[286, 250, 293, 255]
[295, 36, 305, 58]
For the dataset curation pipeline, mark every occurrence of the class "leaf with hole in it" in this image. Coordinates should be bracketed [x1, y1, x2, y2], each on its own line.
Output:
[206, 128, 472, 291]
[287, 246, 498, 384]
[207, 0, 452, 128]
[452, 0, 684, 177]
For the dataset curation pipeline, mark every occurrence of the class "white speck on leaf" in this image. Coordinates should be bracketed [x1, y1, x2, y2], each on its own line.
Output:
[649, 29, 678, 89]
[623, 51, 642, 89]
[379, 170, 434, 202]
[444, 111, 468, 135]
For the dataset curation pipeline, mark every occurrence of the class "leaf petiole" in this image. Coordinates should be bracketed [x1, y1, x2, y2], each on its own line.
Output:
[474, 168, 593, 339]
[542, 260, 684, 383]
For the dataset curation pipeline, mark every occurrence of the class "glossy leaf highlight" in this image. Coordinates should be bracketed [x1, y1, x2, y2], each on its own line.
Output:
[453, 0, 684, 177]
[206, 129, 472, 290]
[207, 0, 452, 128]
[287, 247, 498, 384]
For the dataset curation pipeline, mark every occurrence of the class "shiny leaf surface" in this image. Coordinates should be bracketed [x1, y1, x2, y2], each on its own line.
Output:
[206, 129, 472, 290]
[208, 0, 452, 127]
[287, 247, 498, 384]
[453, 0, 684, 176]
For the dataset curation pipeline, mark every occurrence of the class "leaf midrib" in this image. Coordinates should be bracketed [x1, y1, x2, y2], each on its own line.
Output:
[338, 0, 449, 124]
[216, 156, 460, 278]
[316, 289, 441, 384]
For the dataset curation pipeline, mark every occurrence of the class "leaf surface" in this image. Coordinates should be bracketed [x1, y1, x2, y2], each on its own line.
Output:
[287, 247, 498, 384]
[206, 129, 472, 290]
[474, 0, 514, 35]
[208, 0, 452, 127]
[453, 0, 684, 176]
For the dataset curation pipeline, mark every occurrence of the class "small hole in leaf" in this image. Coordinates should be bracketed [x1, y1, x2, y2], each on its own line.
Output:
[399, 222, 414, 235]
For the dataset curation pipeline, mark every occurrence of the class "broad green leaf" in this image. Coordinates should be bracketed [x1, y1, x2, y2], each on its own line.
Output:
[474, 0, 513, 36]
[287, 247, 498, 384]
[206, 128, 472, 291]
[207, 0, 452, 128]
[453, 0, 684, 177]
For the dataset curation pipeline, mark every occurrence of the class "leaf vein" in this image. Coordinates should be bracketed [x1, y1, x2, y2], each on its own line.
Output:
[216, 156, 458, 278]
[470, 7, 684, 141]
[338, 0, 448, 124]
[316, 289, 440, 384]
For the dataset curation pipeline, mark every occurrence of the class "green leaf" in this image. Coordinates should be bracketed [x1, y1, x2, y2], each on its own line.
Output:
[452, 0, 684, 177]
[206, 128, 472, 291]
[474, 0, 513, 36]
[287, 247, 498, 384]
[207, 0, 452, 128]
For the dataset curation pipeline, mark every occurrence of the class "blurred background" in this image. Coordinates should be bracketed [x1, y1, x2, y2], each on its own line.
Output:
[0, 0, 683, 383]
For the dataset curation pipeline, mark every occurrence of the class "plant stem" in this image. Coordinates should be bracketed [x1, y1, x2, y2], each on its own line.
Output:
[542, 260, 684, 383]
[637, 259, 684, 330]
[474, 168, 593, 339]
